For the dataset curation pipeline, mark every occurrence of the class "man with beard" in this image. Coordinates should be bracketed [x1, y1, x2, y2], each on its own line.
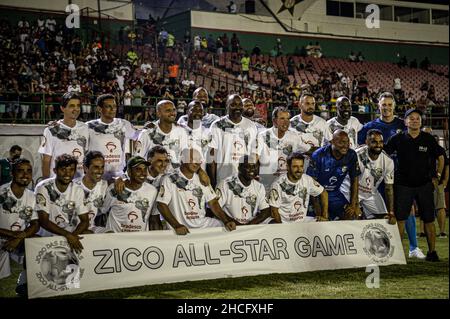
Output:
[209, 94, 258, 187]
[135, 100, 189, 172]
[242, 98, 266, 133]
[290, 93, 331, 151]
[258, 107, 311, 190]
[39, 92, 89, 179]
[157, 148, 236, 235]
[216, 155, 272, 225]
[0, 159, 39, 297]
[36, 154, 90, 253]
[341, 129, 396, 223]
[103, 156, 159, 233]
[307, 130, 360, 220]
[326, 96, 362, 149]
[177, 87, 219, 128]
[269, 152, 328, 223]
[358, 92, 423, 259]
[74, 151, 108, 233]
[0, 145, 22, 186]
[87, 94, 140, 181]
[385, 109, 444, 262]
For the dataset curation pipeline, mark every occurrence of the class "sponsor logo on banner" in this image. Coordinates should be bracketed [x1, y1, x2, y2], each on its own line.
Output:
[361, 223, 394, 263]
[34, 242, 84, 292]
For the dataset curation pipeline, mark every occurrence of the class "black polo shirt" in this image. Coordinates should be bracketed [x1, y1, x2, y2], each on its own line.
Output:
[385, 131, 443, 187]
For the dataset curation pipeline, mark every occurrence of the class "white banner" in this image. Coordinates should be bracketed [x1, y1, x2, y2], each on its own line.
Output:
[25, 220, 406, 299]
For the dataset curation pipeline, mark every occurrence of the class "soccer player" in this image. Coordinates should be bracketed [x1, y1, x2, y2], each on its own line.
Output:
[216, 156, 272, 225]
[39, 92, 89, 179]
[36, 154, 90, 253]
[209, 94, 258, 187]
[290, 93, 330, 150]
[157, 147, 236, 235]
[342, 129, 396, 224]
[326, 96, 363, 149]
[307, 130, 360, 220]
[74, 151, 108, 233]
[258, 107, 311, 190]
[385, 109, 445, 262]
[135, 100, 189, 171]
[87, 94, 140, 181]
[358, 92, 423, 258]
[269, 151, 328, 223]
[242, 98, 266, 133]
[103, 156, 159, 233]
[0, 159, 38, 294]
[177, 87, 219, 128]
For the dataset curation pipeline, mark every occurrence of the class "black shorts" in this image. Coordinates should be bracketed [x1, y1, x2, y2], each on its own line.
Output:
[394, 182, 435, 223]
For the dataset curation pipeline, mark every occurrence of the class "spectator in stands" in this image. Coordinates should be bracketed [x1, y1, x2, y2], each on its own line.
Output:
[420, 80, 429, 92]
[306, 42, 314, 57]
[420, 56, 431, 71]
[356, 51, 364, 62]
[131, 83, 146, 122]
[221, 33, 229, 52]
[311, 42, 323, 58]
[406, 92, 416, 108]
[240, 52, 250, 82]
[216, 37, 224, 55]
[409, 58, 418, 68]
[193, 35, 201, 51]
[231, 33, 240, 53]
[393, 77, 402, 96]
[348, 51, 357, 62]
[251, 44, 261, 56]
[168, 61, 179, 86]
[397, 55, 408, 68]
[227, 1, 237, 13]
[416, 95, 428, 114]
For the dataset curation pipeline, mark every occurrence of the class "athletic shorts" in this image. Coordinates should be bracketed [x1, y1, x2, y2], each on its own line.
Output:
[328, 192, 350, 221]
[360, 192, 388, 219]
[394, 182, 435, 223]
[434, 184, 446, 211]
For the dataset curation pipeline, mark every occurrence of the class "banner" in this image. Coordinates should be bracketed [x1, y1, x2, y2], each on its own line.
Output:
[25, 220, 406, 299]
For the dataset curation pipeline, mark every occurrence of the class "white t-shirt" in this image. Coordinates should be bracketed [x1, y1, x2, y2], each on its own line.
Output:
[135, 122, 189, 171]
[216, 175, 269, 224]
[87, 118, 139, 180]
[178, 113, 220, 129]
[269, 173, 323, 223]
[257, 127, 311, 190]
[74, 178, 108, 232]
[0, 183, 37, 233]
[182, 124, 212, 170]
[394, 78, 402, 90]
[157, 169, 219, 228]
[341, 146, 394, 201]
[35, 178, 89, 233]
[210, 116, 258, 184]
[38, 120, 89, 178]
[103, 182, 158, 233]
[290, 114, 331, 148]
[325, 116, 363, 149]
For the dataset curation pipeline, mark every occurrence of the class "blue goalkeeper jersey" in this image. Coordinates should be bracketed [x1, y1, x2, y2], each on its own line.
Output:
[358, 117, 405, 146]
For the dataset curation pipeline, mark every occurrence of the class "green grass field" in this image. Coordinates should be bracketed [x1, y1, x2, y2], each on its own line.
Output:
[1, 218, 448, 299]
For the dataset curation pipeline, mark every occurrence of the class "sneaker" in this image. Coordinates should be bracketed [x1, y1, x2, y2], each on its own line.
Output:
[409, 247, 426, 259]
[438, 232, 448, 238]
[425, 251, 440, 262]
[15, 284, 27, 298]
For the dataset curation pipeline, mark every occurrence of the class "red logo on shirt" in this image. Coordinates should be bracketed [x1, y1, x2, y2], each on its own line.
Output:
[128, 212, 138, 223]
[241, 207, 248, 218]
[188, 199, 196, 209]
[72, 148, 82, 158]
[294, 201, 302, 211]
[10, 222, 21, 231]
[55, 215, 66, 226]
[106, 142, 117, 153]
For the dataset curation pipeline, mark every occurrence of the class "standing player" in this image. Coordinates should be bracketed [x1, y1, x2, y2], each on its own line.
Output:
[74, 151, 108, 233]
[0, 159, 38, 297]
[307, 130, 360, 221]
[385, 109, 444, 262]
[342, 129, 396, 223]
[36, 154, 90, 253]
[157, 148, 236, 235]
[209, 94, 258, 187]
[358, 92, 423, 259]
[87, 94, 140, 181]
[135, 100, 189, 171]
[258, 107, 311, 190]
[103, 156, 159, 233]
[216, 156, 272, 225]
[242, 98, 266, 133]
[39, 92, 89, 180]
[269, 152, 328, 223]
[178, 87, 219, 128]
[326, 96, 363, 149]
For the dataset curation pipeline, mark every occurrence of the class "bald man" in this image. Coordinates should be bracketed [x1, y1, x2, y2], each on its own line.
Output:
[135, 100, 189, 171]
[177, 87, 220, 128]
[307, 130, 360, 220]
[326, 96, 363, 149]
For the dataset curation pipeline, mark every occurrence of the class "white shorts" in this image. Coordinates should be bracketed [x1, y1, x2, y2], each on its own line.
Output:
[0, 249, 11, 280]
[360, 192, 388, 219]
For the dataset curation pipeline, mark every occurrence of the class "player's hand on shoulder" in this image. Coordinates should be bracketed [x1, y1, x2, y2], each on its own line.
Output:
[143, 121, 156, 129]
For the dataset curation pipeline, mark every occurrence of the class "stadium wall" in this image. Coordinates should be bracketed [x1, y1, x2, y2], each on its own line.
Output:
[181, 10, 449, 64]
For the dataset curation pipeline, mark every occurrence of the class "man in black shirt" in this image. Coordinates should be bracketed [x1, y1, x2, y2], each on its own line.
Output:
[385, 109, 444, 262]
